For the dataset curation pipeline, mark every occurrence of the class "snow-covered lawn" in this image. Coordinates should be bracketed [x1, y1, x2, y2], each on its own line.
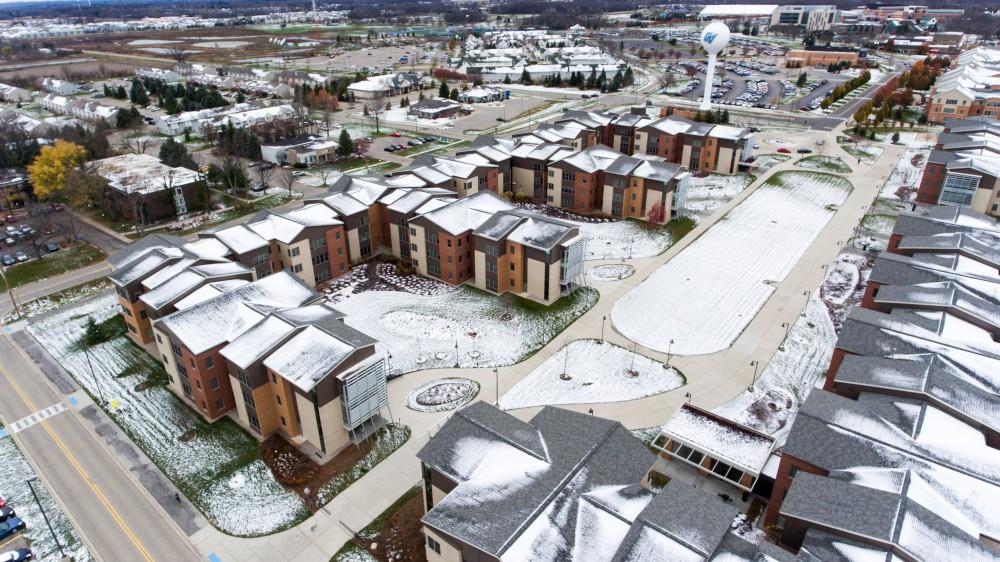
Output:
[820, 252, 872, 331]
[499, 340, 684, 410]
[853, 214, 897, 252]
[880, 145, 930, 202]
[406, 378, 480, 413]
[0, 434, 92, 562]
[28, 294, 309, 537]
[754, 154, 790, 172]
[794, 155, 852, 174]
[380, 107, 455, 130]
[684, 173, 754, 216]
[588, 264, 635, 282]
[323, 262, 453, 304]
[335, 286, 598, 375]
[612, 171, 852, 355]
[579, 219, 690, 260]
[1, 279, 111, 325]
[712, 293, 836, 442]
[840, 142, 884, 166]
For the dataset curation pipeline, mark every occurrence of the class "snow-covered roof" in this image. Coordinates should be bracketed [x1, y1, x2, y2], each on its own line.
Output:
[183, 237, 231, 260]
[661, 404, 776, 473]
[699, 4, 778, 17]
[211, 224, 269, 254]
[139, 261, 251, 311]
[416, 191, 514, 236]
[554, 144, 624, 174]
[92, 154, 203, 195]
[108, 246, 184, 286]
[157, 271, 318, 355]
[262, 326, 355, 391]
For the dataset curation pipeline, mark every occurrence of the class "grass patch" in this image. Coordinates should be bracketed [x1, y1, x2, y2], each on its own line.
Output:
[395, 140, 470, 158]
[332, 157, 385, 171]
[662, 215, 696, 242]
[2, 244, 105, 289]
[794, 155, 853, 174]
[1, 277, 112, 325]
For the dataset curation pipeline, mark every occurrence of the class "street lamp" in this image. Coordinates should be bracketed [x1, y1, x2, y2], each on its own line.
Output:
[493, 368, 500, 405]
[26, 477, 65, 559]
[83, 344, 105, 406]
[601, 315, 606, 341]
[0, 267, 20, 320]
[667, 338, 675, 367]
[779, 322, 790, 351]
[749, 360, 759, 391]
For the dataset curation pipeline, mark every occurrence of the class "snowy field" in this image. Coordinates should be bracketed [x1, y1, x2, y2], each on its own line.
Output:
[499, 340, 684, 410]
[684, 173, 754, 217]
[840, 142, 884, 166]
[754, 154, 790, 172]
[854, 214, 896, 252]
[0, 436, 92, 562]
[713, 293, 836, 443]
[406, 378, 480, 413]
[334, 286, 597, 375]
[588, 264, 635, 283]
[28, 295, 309, 536]
[612, 171, 852, 355]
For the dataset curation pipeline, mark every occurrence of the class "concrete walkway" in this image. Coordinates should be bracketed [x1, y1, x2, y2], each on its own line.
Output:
[191, 125, 901, 561]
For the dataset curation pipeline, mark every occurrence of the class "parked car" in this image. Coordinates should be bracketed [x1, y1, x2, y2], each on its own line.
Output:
[3, 238, 12, 247]
[797, 147, 813, 154]
[44, 243, 60, 253]
[752, 144, 760, 149]
[0, 518, 25, 540]
[0, 497, 5, 508]
[815, 139, 825, 145]
[5, 226, 15, 234]
[0, 507, 15, 522]
[384, 145, 396, 152]
[422, 136, 436, 143]
[390, 131, 401, 137]
[14, 251, 27, 263]
[2, 255, 14, 266]
[292, 171, 306, 177]
[50, 202, 63, 212]
[3, 215, 14, 224]
[777, 147, 791, 154]
[0, 548, 33, 562]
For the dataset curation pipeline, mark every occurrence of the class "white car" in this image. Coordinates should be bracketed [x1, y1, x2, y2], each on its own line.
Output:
[815, 139, 825, 146]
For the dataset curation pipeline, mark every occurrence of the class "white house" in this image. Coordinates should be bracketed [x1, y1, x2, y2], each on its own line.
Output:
[0, 83, 31, 103]
[41, 78, 80, 95]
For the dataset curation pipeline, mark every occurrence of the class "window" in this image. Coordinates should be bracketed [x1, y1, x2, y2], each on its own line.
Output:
[288, 247, 300, 257]
[209, 377, 220, 391]
[276, 394, 282, 405]
[140, 310, 148, 319]
[123, 308, 133, 317]
[190, 358, 196, 368]
[271, 372, 277, 383]
[410, 228, 416, 236]
[280, 416, 286, 427]
[486, 261, 497, 273]
[486, 276, 497, 291]
[156, 334, 163, 344]
[446, 240, 452, 248]
[253, 253, 268, 265]
[214, 398, 224, 410]
[426, 536, 441, 555]
[292, 264, 303, 273]
[195, 380, 201, 389]
[309, 238, 326, 250]
[312, 252, 329, 265]
[509, 245, 515, 254]
[411, 243, 418, 251]
[162, 354, 169, 364]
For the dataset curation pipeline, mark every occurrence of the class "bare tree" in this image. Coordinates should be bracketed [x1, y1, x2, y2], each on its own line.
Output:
[317, 167, 337, 187]
[219, 155, 249, 208]
[59, 166, 106, 243]
[321, 105, 333, 137]
[364, 93, 386, 133]
[253, 165, 274, 193]
[275, 168, 296, 196]
[118, 134, 150, 155]
[167, 47, 189, 65]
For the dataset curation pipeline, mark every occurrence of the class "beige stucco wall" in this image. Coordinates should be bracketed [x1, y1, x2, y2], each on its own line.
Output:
[347, 229, 362, 264]
[525, 258, 546, 302]
[681, 144, 693, 169]
[548, 170, 563, 207]
[511, 167, 535, 197]
[971, 187, 993, 215]
[423, 526, 462, 562]
[294, 392, 320, 450]
[547, 260, 561, 304]
[634, 131, 647, 154]
[154, 326, 184, 398]
[229, 374, 251, 433]
[280, 238, 316, 287]
[389, 225, 401, 258]
[602, 185, 614, 215]
[474, 251, 486, 290]
[411, 224, 428, 276]
[319, 396, 351, 454]
[718, 146, 735, 174]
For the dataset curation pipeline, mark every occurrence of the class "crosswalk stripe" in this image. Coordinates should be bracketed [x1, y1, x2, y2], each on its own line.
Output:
[5, 402, 68, 435]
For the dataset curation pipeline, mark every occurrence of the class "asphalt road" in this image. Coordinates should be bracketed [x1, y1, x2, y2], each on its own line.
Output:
[0, 335, 200, 562]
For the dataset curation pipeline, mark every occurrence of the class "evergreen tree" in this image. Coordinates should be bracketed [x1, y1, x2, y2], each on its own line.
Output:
[418, 90, 425, 101]
[103, 84, 111, 97]
[336, 129, 354, 157]
[520, 68, 532, 85]
[891, 132, 900, 144]
[115, 85, 127, 99]
[439, 79, 450, 98]
[449, 88, 459, 101]
[796, 72, 808, 87]
[400, 96, 410, 107]
[503, 75, 511, 85]
[385, 100, 392, 110]
[236, 92, 245, 104]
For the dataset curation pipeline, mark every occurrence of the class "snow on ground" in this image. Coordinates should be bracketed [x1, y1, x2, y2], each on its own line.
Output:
[794, 155, 852, 174]
[684, 173, 754, 217]
[335, 286, 597, 375]
[820, 252, 872, 331]
[612, 171, 851, 355]
[854, 214, 897, 252]
[588, 264, 635, 282]
[380, 107, 455, 130]
[880, 144, 930, 202]
[713, 292, 836, 442]
[406, 378, 480, 413]
[840, 142, 884, 166]
[499, 339, 684, 410]
[754, 154, 790, 172]
[578, 220, 676, 260]
[1, 279, 111, 325]
[28, 294, 309, 536]
[0, 435, 92, 562]
[323, 262, 454, 304]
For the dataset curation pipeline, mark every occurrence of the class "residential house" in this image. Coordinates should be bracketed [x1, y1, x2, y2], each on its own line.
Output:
[346, 72, 422, 101]
[0, 83, 31, 103]
[41, 77, 80, 95]
[407, 98, 464, 120]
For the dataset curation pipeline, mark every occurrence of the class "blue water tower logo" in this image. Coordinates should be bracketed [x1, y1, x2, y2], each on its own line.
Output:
[703, 31, 717, 44]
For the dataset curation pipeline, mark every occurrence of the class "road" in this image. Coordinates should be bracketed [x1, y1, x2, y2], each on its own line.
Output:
[0, 335, 200, 562]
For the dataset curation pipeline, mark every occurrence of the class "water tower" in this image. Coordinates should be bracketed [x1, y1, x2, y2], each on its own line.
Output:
[699, 22, 731, 112]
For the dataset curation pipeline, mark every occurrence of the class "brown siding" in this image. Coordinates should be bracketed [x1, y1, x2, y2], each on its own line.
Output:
[326, 225, 350, 280]
[181, 345, 234, 419]
[438, 231, 473, 285]
[916, 162, 946, 204]
[507, 241, 524, 294]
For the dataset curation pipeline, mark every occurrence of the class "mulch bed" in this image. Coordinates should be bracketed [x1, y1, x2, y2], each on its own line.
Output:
[356, 493, 427, 562]
[261, 435, 373, 511]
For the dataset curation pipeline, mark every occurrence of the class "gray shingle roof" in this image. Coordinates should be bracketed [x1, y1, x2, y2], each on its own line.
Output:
[106, 233, 186, 269]
[417, 404, 654, 558]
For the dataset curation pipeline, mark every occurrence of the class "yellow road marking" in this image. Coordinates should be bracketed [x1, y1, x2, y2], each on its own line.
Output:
[0, 533, 22, 549]
[0, 343, 156, 562]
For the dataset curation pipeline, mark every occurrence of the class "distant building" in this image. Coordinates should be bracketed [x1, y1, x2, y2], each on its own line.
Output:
[926, 47, 1000, 124]
[346, 72, 422, 101]
[92, 154, 205, 220]
[916, 118, 1000, 217]
[38, 94, 120, 125]
[698, 4, 778, 20]
[40, 77, 79, 95]
[406, 98, 464, 120]
[785, 48, 859, 67]
[771, 5, 838, 31]
[457, 86, 504, 103]
[0, 83, 31, 103]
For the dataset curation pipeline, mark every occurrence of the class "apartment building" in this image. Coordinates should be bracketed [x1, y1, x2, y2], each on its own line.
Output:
[471, 210, 584, 304]
[785, 48, 859, 67]
[916, 118, 1000, 216]
[260, 136, 338, 166]
[41, 77, 79, 95]
[408, 191, 514, 286]
[394, 154, 500, 197]
[417, 402, 796, 562]
[0, 83, 30, 103]
[244, 204, 351, 286]
[219, 302, 388, 458]
[544, 144, 621, 212]
[602, 155, 689, 221]
[156, 101, 299, 136]
[38, 93, 120, 125]
[771, 5, 838, 31]
[926, 47, 1000, 124]
[761, 207, 1000, 561]
[346, 72, 422, 101]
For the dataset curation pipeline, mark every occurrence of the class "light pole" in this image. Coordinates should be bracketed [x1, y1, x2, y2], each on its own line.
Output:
[667, 338, 675, 367]
[493, 368, 499, 405]
[0, 267, 20, 320]
[802, 290, 810, 316]
[749, 360, 759, 391]
[601, 315, 606, 341]
[27, 477, 65, 559]
[83, 344, 105, 406]
[779, 322, 790, 351]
